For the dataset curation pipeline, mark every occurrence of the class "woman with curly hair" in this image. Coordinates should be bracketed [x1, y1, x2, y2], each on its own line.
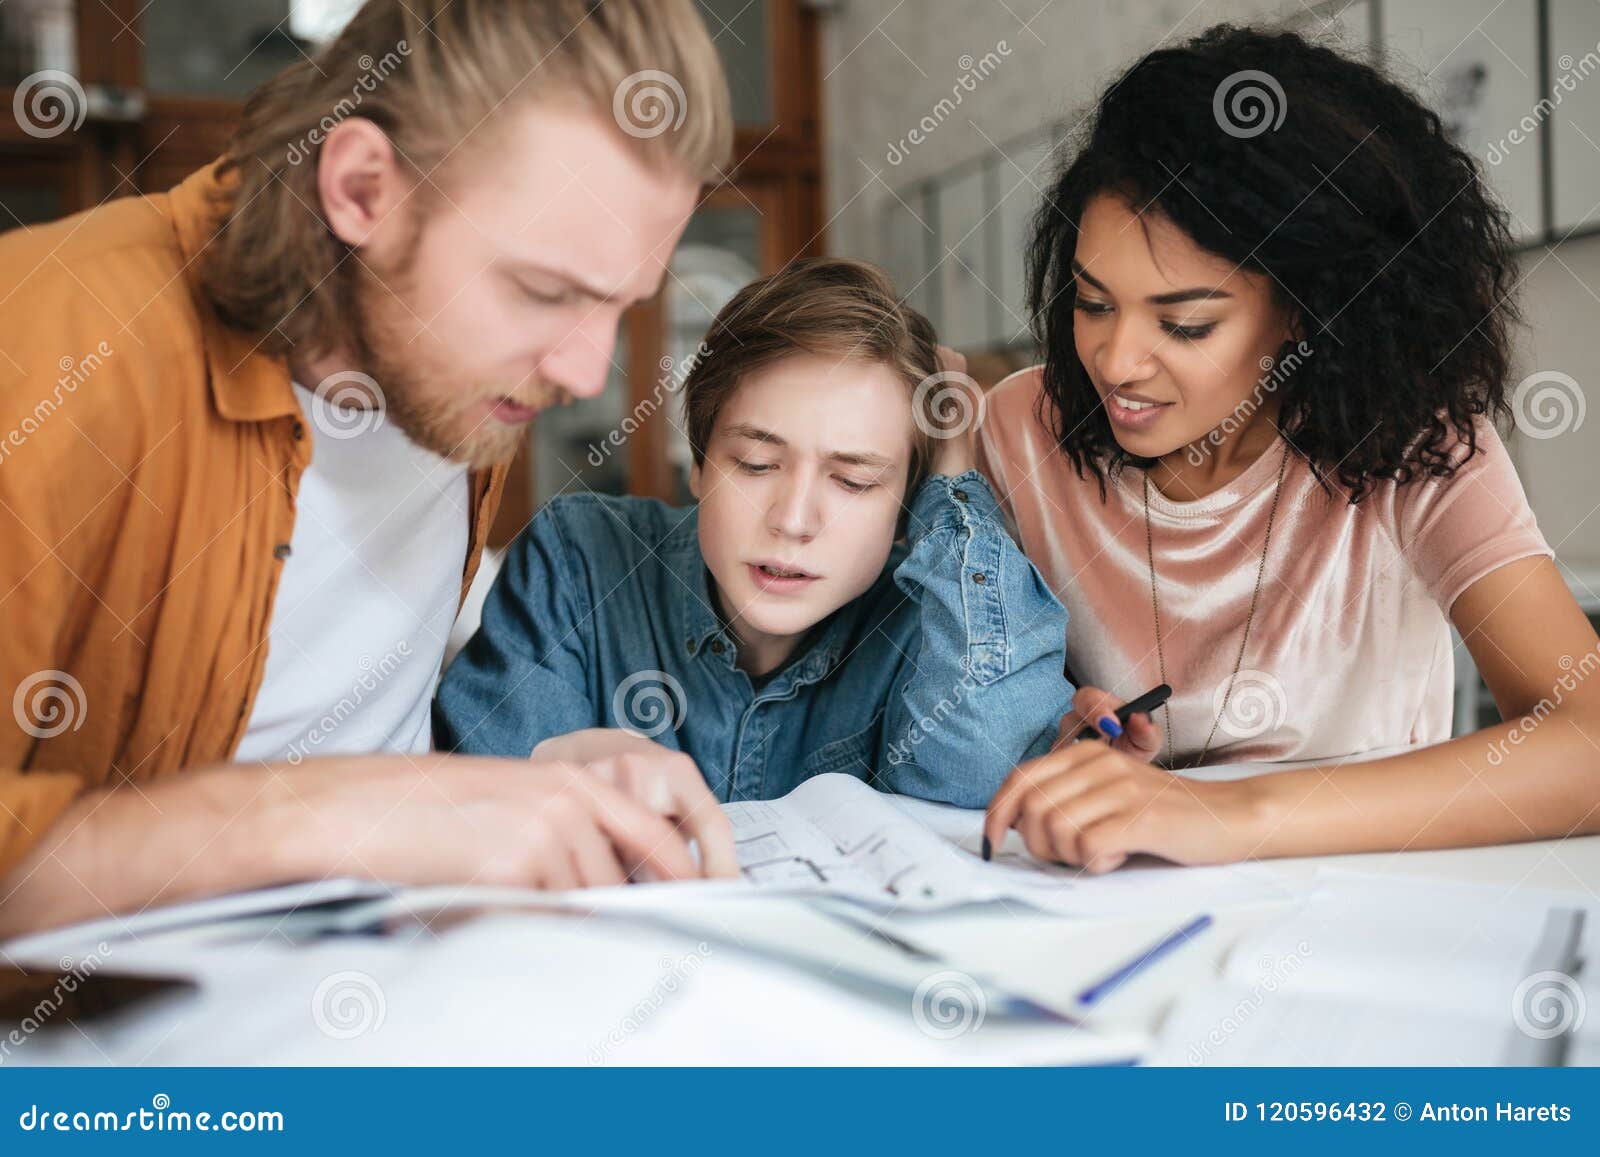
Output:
[980, 24, 1600, 870]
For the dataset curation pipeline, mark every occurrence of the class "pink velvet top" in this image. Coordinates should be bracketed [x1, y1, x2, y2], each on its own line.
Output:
[976, 367, 1553, 768]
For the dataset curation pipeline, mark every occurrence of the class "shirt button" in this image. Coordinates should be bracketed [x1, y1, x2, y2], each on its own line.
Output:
[685, 639, 697, 655]
[710, 640, 726, 654]
[273, 542, 293, 561]
[291, 421, 305, 441]
[953, 488, 969, 502]
[971, 571, 987, 585]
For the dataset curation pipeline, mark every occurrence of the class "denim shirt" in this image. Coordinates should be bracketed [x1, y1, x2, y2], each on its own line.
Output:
[434, 471, 1069, 807]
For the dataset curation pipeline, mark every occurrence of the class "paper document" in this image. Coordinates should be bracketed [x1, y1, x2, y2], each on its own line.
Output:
[723, 773, 1292, 915]
[1150, 870, 1599, 1065]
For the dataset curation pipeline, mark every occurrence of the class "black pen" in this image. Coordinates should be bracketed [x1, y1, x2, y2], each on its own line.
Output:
[1073, 682, 1172, 742]
[981, 682, 1173, 862]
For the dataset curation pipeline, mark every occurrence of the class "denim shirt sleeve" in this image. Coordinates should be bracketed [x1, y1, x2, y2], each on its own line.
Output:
[875, 470, 1069, 807]
[433, 507, 600, 756]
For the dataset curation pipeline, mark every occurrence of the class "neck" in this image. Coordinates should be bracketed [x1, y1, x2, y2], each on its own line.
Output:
[288, 349, 378, 407]
[1149, 399, 1282, 501]
[706, 579, 803, 678]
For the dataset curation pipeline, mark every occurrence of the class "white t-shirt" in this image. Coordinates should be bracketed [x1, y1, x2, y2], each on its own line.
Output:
[233, 383, 471, 765]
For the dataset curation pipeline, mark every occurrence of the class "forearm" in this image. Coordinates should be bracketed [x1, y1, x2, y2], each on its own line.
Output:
[1240, 711, 1600, 858]
[0, 761, 309, 938]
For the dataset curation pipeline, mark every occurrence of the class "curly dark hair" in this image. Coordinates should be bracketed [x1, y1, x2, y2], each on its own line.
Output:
[1027, 24, 1520, 501]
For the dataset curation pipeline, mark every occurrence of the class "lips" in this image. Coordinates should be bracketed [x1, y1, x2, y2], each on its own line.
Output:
[489, 396, 541, 425]
[1104, 389, 1173, 431]
[746, 561, 819, 594]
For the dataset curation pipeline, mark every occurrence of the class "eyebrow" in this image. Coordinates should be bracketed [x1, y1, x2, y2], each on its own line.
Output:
[1071, 261, 1233, 306]
[724, 423, 897, 470]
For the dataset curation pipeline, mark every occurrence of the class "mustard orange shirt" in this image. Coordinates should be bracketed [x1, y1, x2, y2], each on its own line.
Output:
[976, 366, 1551, 768]
[0, 163, 507, 878]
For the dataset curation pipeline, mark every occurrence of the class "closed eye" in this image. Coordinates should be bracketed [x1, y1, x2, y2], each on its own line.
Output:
[1161, 320, 1218, 341]
[835, 476, 876, 494]
[733, 458, 776, 476]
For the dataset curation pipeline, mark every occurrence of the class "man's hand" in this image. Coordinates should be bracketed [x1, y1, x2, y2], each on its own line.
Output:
[534, 729, 738, 878]
[0, 752, 730, 937]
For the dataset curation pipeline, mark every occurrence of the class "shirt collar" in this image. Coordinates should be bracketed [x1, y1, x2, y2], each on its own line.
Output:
[167, 161, 299, 425]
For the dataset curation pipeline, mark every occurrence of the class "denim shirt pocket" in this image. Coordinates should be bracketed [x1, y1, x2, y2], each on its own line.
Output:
[798, 713, 881, 780]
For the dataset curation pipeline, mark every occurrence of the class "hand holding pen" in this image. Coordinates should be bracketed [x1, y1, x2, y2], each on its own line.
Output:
[1054, 682, 1170, 761]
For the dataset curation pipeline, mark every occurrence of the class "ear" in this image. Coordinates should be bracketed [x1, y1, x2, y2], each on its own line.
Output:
[316, 118, 407, 250]
[688, 460, 704, 501]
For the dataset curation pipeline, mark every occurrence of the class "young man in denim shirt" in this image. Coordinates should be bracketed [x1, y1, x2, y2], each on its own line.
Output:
[436, 259, 1068, 807]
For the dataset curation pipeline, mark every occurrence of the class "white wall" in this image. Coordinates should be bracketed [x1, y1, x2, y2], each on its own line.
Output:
[818, 0, 1600, 567]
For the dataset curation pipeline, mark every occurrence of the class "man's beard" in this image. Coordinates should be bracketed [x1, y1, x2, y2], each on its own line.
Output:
[346, 252, 570, 470]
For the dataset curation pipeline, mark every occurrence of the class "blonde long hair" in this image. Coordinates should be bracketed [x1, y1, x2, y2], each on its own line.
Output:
[198, 0, 732, 360]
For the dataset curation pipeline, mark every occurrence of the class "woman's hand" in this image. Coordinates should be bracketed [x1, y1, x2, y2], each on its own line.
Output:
[1056, 685, 1165, 760]
[983, 742, 1267, 873]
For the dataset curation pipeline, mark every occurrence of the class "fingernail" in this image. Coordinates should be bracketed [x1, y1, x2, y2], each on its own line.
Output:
[981, 835, 992, 862]
[1098, 715, 1123, 739]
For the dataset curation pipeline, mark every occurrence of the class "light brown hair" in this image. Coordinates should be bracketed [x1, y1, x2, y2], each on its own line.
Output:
[198, 0, 733, 359]
[683, 258, 943, 496]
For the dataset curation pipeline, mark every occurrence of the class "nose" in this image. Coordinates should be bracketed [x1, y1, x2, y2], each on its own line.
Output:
[766, 470, 820, 542]
[1096, 315, 1160, 388]
[536, 311, 621, 400]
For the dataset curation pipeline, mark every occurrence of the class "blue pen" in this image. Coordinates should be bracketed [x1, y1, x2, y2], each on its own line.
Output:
[1076, 913, 1213, 1007]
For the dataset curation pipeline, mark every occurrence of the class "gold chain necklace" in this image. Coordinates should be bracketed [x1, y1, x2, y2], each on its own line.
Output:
[1144, 444, 1291, 769]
